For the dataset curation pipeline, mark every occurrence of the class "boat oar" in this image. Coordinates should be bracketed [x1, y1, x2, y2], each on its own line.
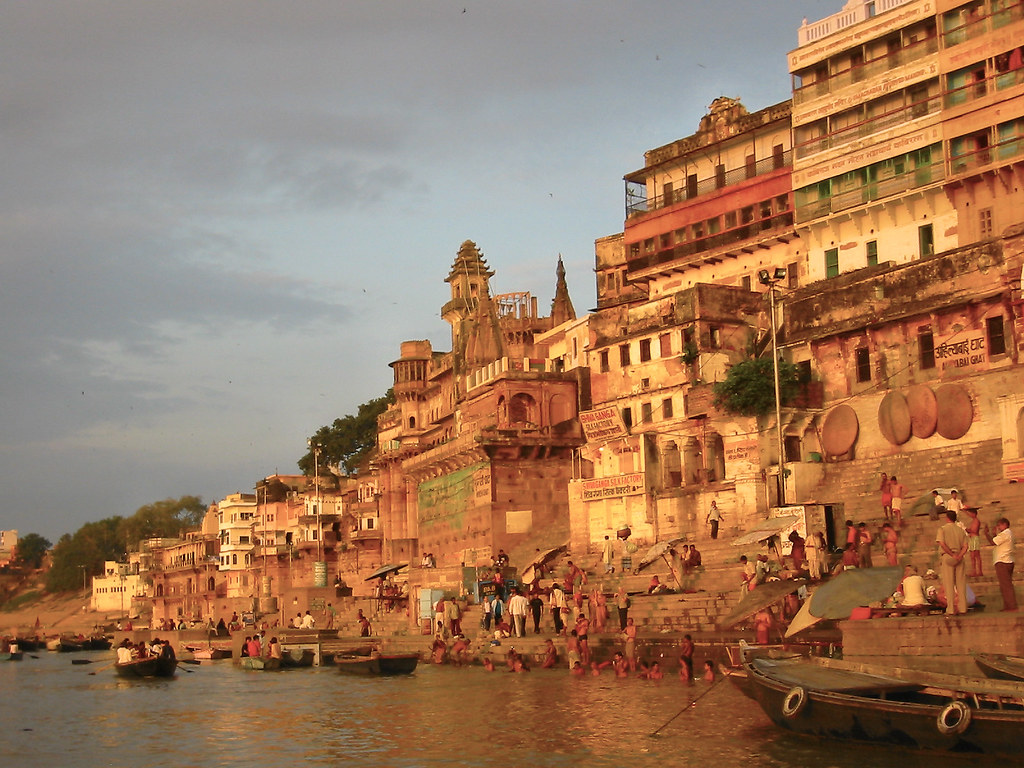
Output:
[71, 659, 95, 665]
[176, 662, 195, 673]
[177, 659, 202, 665]
[87, 661, 118, 675]
[648, 677, 723, 737]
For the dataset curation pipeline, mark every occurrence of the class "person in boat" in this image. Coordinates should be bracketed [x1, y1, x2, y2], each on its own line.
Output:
[116, 639, 134, 664]
[240, 637, 250, 658]
[246, 635, 261, 658]
[267, 637, 282, 659]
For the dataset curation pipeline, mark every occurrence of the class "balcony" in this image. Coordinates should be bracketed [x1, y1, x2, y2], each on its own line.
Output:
[795, 159, 945, 222]
[793, 36, 938, 106]
[626, 152, 791, 218]
[795, 94, 940, 160]
[949, 134, 1024, 177]
[627, 212, 796, 277]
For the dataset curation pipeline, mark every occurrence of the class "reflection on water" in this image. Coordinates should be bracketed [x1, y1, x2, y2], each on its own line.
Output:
[0, 654, 1009, 768]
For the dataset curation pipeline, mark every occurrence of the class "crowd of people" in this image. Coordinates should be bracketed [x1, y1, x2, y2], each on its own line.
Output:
[115, 637, 176, 663]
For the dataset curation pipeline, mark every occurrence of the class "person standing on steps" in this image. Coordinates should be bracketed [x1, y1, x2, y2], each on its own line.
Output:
[602, 535, 615, 574]
[984, 516, 1017, 611]
[889, 476, 906, 527]
[936, 509, 969, 615]
[963, 506, 984, 578]
[879, 472, 892, 521]
[615, 584, 630, 631]
[706, 501, 723, 540]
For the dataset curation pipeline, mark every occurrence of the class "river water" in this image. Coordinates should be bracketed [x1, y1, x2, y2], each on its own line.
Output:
[0, 653, 1006, 768]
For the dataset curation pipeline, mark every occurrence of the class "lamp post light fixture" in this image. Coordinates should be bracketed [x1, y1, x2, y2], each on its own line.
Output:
[758, 266, 789, 506]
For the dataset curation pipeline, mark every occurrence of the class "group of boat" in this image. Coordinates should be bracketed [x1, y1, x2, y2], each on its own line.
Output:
[731, 644, 1024, 757]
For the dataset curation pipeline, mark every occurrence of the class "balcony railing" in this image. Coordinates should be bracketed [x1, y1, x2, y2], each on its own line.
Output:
[950, 133, 1024, 176]
[795, 159, 946, 222]
[793, 36, 938, 106]
[626, 151, 791, 218]
[942, 2, 1024, 48]
[796, 93, 940, 159]
[627, 212, 795, 273]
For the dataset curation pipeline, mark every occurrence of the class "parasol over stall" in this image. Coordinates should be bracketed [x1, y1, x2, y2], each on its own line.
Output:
[717, 579, 805, 631]
[785, 566, 903, 637]
[364, 563, 408, 582]
[634, 538, 685, 587]
[519, 544, 568, 586]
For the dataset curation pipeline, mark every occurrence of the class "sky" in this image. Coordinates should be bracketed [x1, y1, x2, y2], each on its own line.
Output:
[0, 0, 835, 544]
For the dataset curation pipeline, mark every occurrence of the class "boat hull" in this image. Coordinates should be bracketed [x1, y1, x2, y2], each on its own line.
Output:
[114, 656, 178, 679]
[335, 653, 419, 676]
[240, 656, 281, 670]
[974, 653, 1024, 682]
[740, 657, 1024, 756]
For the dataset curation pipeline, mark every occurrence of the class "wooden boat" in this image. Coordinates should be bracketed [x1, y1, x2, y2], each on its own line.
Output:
[280, 648, 315, 668]
[974, 652, 1024, 682]
[733, 649, 1024, 756]
[239, 656, 281, 671]
[114, 655, 178, 679]
[184, 644, 232, 660]
[335, 652, 419, 676]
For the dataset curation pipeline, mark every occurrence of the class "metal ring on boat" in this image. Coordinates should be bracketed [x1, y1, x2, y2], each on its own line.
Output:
[781, 686, 808, 718]
[936, 700, 971, 735]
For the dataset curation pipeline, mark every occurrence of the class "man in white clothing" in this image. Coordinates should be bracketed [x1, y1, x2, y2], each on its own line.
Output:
[508, 588, 529, 638]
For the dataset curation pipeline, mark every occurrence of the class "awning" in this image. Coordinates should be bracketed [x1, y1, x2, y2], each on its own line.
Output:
[718, 579, 804, 630]
[731, 515, 801, 548]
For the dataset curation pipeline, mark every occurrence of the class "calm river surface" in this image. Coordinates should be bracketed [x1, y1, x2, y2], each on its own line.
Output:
[0, 652, 1007, 768]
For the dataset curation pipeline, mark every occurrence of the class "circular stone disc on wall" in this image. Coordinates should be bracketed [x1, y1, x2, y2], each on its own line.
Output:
[906, 384, 938, 439]
[821, 404, 859, 456]
[877, 391, 912, 445]
[935, 383, 973, 440]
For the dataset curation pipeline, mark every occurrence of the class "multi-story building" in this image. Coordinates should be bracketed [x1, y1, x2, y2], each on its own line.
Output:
[147, 513, 221, 626]
[373, 241, 585, 583]
[571, 96, 813, 553]
[790, 0, 955, 280]
[90, 560, 146, 616]
[0, 530, 16, 567]
[216, 492, 257, 599]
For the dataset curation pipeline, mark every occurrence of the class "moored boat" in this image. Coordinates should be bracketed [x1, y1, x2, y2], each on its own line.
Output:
[973, 652, 1024, 682]
[239, 656, 282, 671]
[1, 651, 24, 661]
[733, 649, 1024, 756]
[335, 652, 419, 676]
[183, 644, 232, 660]
[280, 648, 315, 668]
[114, 655, 178, 679]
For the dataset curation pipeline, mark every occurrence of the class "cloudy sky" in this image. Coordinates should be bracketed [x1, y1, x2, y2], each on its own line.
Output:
[1, 0, 833, 543]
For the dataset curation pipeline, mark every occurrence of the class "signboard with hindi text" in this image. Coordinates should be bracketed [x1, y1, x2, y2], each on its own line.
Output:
[580, 473, 645, 501]
[935, 331, 987, 372]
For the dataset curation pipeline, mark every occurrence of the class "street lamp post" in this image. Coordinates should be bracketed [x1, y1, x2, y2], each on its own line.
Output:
[308, 440, 323, 562]
[759, 267, 789, 507]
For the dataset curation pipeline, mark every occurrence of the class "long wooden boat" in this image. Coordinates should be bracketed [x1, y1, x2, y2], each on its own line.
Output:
[280, 648, 315, 668]
[239, 656, 281, 671]
[974, 652, 1024, 682]
[114, 655, 178, 679]
[184, 644, 232, 660]
[335, 652, 419, 676]
[733, 650, 1024, 756]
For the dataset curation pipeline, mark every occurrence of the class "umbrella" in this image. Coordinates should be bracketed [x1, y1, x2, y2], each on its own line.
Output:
[364, 563, 408, 581]
[718, 579, 804, 630]
[635, 538, 684, 572]
[785, 566, 903, 637]
[519, 544, 567, 585]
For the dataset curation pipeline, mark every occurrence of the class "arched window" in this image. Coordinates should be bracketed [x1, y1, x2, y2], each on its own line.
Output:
[509, 393, 536, 424]
[707, 433, 726, 482]
[207, 577, 216, 592]
[155, 584, 164, 597]
[232, 554, 237, 566]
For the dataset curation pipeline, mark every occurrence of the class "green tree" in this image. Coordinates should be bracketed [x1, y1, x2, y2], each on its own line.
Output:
[12, 532, 51, 569]
[300, 390, 395, 477]
[712, 356, 800, 417]
[118, 496, 206, 549]
[46, 516, 124, 592]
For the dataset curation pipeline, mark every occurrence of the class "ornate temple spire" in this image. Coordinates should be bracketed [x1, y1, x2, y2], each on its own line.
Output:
[550, 254, 576, 326]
